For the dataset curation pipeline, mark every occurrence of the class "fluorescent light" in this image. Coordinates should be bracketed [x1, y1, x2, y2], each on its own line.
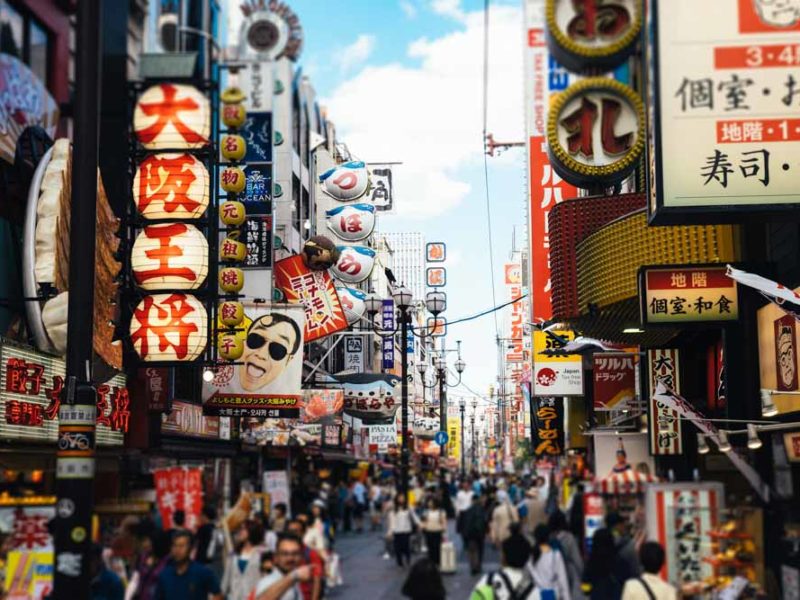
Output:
[761, 390, 778, 417]
[622, 327, 644, 333]
[717, 430, 732, 453]
[697, 434, 710, 454]
[747, 424, 762, 450]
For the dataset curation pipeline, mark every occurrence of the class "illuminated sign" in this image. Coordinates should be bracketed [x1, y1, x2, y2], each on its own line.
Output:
[532, 329, 583, 396]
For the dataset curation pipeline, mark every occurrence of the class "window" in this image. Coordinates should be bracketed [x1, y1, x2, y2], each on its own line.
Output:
[0, 1, 50, 83]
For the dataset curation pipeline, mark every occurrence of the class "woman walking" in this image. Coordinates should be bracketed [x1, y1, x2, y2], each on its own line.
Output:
[221, 520, 266, 600]
[549, 511, 585, 600]
[528, 524, 571, 600]
[388, 495, 419, 567]
[421, 498, 447, 568]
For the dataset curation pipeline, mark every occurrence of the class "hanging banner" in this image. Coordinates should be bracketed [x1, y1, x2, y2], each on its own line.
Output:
[274, 255, 347, 342]
[368, 166, 394, 212]
[530, 395, 565, 456]
[203, 306, 304, 417]
[343, 335, 365, 373]
[447, 416, 461, 461]
[532, 330, 583, 396]
[153, 466, 203, 530]
[593, 353, 637, 411]
[505, 263, 524, 363]
[381, 299, 395, 370]
[648, 349, 683, 455]
[426, 267, 446, 288]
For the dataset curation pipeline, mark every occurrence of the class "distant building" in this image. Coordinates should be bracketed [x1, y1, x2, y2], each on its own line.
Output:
[379, 232, 426, 302]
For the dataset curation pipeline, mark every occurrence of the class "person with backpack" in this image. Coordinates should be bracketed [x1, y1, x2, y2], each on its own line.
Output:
[461, 493, 488, 575]
[471, 533, 541, 600]
[490, 490, 520, 547]
[401, 558, 446, 600]
[528, 524, 571, 600]
[581, 528, 629, 600]
[621, 542, 677, 600]
[548, 511, 585, 600]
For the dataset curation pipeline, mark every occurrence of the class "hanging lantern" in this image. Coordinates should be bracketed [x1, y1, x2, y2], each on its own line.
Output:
[301, 236, 340, 271]
[133, 153, 210, 220]
[330, 245, 376, 284]
[222, 103, 247, 129]
[221, 86, 245, 104]
[221, 166, 246, 193]
[219, 267, 245, 293]
[131, 223, 209, 290]
[219, 234, 247, 262]
[129, 293, 208, 361]
[335, 286, 367, 325]
[221, 134, 246, 161]
[219, 333, 245, 361]
[133, 83, 210, 150]
[219, 200, 246, 226]
[325, 203, 376, 242]
[219, 301, 244, 327]
[319, 161, 370, 201]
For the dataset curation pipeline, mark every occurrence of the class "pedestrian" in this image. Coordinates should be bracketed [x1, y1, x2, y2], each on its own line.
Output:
[471, 533, 540, 600]
[528, 524, 570, 600]
[155, 531, 222, 600]
[339, 482, 353, 533]
[461, 493, 488, 575]
[128, 530, 171, 600]
[621, 542, 677, 600]
[352, 479, 368, 532]
[421, 497, 447, 568]
[548, 511, 585, 600]
[455, 480, 473, 537]
[252, 534, 312, 600]
[369, 480, 383, 532]
[195, 506, 218, 566]
[260, 551, 274, 576]
[490, 490, 520, 547]
[581, 528, 628, 600]
[286, 519, 325, 600]
[222, 520, 267, 600]
[520, 485, 547, 536]
[606, 512, 642, 579]
[389, 494, 420, 567]
[90, 543, 124, 600]
[271, 503, 288, 535]
[304, 502, 331, 559]
[401, 558, 446, 600]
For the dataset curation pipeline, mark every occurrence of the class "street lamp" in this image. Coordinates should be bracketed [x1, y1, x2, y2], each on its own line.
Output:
[459, 399, 466, 477]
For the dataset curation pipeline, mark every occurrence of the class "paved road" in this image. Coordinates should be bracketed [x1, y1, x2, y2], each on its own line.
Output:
[328, 523, 500, 599]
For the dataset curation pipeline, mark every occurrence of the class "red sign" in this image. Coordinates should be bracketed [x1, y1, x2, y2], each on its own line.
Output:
[593, 353, 637, 411]
[274, 255, 347, 342]
[153, 466, 203, 530]
[737, 0, 800, 33]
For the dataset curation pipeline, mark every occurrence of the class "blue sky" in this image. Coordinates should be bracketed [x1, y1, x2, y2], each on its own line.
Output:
[230, 0, 527, 400]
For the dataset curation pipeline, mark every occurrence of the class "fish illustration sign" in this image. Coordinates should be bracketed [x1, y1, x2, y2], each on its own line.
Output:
[316, 373, 403, 424]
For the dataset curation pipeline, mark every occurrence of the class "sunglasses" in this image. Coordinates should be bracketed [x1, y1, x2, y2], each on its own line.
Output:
[246, 333, 289, 360]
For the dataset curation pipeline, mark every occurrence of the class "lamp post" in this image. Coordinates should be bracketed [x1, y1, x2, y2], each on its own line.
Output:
[459, 399, 466, 477]
[365, 288, 445, 504]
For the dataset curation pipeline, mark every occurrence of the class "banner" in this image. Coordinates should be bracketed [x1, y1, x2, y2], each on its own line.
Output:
[593, 353, 637, 411]
[343, 335, 365, 372]
[203, 305, 304, 417]
[530, 395, 565, 456]
[505, 263, 524, 363]
[381, 299, 395, 370]
[368, 165, 394, 212]
[447, 416, 461, 461]
[532, 330, 583, 396]
[648, 349, 683, 455]
[153, 466, 203, 530]
[274, 255, 347, 341]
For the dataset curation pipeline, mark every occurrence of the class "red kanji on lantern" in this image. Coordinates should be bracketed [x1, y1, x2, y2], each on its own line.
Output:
[222, 203, 241, 221]
[44, 375, 63, 421]
[221, 169, 242, 186]
[5, 358, 44, 395]
[130, 294, 201, 360]
[221, 240, 239, 257]
[221, 303, 238, 321]
[221, 337, 237, 353]
[220, 270, 241, 287]
[133, 223, 198, 285]
[137, 154, 202, 215]
[136, 84, 208, 146]
[110, 387, 131, 432]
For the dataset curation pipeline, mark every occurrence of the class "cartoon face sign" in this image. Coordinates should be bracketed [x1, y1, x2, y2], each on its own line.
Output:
[325, 203, 376, 242]
[330, 246, 376, 284]
[753, 0, 800, 27]
[318, 161, 370, 201]
[335, 286, 367, 325]
[238, 313, 302, 392]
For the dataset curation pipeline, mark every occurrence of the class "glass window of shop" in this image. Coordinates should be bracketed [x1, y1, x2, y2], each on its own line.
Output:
[0, 1, 50, 83]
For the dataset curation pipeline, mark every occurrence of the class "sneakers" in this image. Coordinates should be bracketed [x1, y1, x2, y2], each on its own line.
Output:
[382, 552, 390, 560]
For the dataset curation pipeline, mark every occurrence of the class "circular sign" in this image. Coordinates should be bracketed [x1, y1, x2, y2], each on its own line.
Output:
[133, 153, 210, 220]
[325, 203, 376, 242]
[546, 77, 644, 188]
[318, 161, 370, 202]
[133, 84, 210, 150]
[434, 430, 449, 446]
[330, 245, 376, 284]
[131, 223, 209, 291]
[545, 0, 642, 72]
[71, 526, 87, 543]
[129, 293, 208, 362]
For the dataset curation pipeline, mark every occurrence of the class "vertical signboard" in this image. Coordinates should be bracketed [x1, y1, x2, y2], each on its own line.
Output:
[381, 299, 395, 370]
[593, 353, 637, 411]
[505, 263, 524, 363]
[344, 336, 365, 372]
[648, 349, 683, 455]
[531, 396, 565, 456]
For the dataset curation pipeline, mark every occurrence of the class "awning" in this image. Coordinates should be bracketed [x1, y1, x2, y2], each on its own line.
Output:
[599, 469, 657, 495]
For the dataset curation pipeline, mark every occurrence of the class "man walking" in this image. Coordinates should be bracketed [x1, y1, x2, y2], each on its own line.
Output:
[461, 493, 488, 575]
[254, 534, 313, 600]
[156, 530, 222, 600]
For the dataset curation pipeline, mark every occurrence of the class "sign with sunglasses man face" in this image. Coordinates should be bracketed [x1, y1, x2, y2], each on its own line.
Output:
[203, 306, 305, 416]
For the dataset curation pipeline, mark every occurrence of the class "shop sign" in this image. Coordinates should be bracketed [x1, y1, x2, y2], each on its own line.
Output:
[592, 352, 637, 411]
[531, 396, 565, 456]
[0, 342, 126, 445]
[325, 203, 376, 242]
[333, 373, 402, 423]
[131, 223, 209, 291]
[447, 416, 461, 460]
[161, 400, 220, 439]
[133, 153, 210, 219]
[649, 0, 800, 222]
[426, 267, 446, 288]
[242, 215, 273, 269]
[343, 336, 365, 372]
[783, 431, 800, 463]
[319, 161, 370, 202]
[242, 165, 273, 215]
[426, 242, 446, 263]
[202, 306, 304, 417]
[368, 166, 394, 212]
[240, 112, 273, 163]
[274, 255, 347, 342]
[505, 263, 524, 363]
[153, 467, 203, 530]
[547, 77, 645, 188]
[640, 265, 739, 325]
[647, 349, 683, 455]
[381, 300, 395, 370]
[140, 368, 169, 412]
[425, 317, 447, 338]
[544, 0, 642, 72]
[335, 286, 367, 326]
[129, 293, 208, 362]
[413, 417, 438, 439]
[5, 550, 53, 598]
[0, 501, 54, 551]
[368, 424, 396, 447]
[532, 330, 583, 396]
[330, 246, 376, 285]
[133, 84, 210, 150]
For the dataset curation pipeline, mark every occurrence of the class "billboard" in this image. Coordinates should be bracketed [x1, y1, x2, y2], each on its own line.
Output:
[532, 330, 583, 396]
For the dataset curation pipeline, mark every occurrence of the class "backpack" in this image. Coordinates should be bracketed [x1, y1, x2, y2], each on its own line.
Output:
[470, 570, 536, 600]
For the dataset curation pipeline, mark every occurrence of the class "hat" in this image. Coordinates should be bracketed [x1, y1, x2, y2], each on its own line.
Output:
[312, 499, 326, 509]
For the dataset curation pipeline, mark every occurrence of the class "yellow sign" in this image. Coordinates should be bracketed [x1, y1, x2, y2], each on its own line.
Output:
[446, 416, 460, 461]
[532, 330, 583, 397]
[5, 551, 53, 599]
[532, 330, 576, 363]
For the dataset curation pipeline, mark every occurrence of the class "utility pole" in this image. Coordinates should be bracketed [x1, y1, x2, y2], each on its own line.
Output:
[53, 1, 102, 596]
[459, 399, 466, 477]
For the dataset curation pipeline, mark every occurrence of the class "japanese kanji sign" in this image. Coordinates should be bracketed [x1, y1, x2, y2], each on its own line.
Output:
[153, 467, 203, 531]
[0, 341, 126, 445]
[650, 0, 800, 219]
[505, 263, 525, 363]
[426, 267, 446, 288]
[133, 153, 210, 219]
[531, 396, 565, 457]
[641, 266, 739, 324]
[369, 166, 394, 212]
[593, 352, 637, 411]
[343, 336, 365, 372]
[532, 330, 583, 396]
[426, 242, 446, 263]
[381, 300, 395, 370]
[133, 83, 210, 150]
[648, 349, 683, 455]
[274, 255, 347, 342]
[242, 215, 273, 269]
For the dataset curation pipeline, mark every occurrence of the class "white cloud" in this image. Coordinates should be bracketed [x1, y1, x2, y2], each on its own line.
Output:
[335, 34, 377, 73]
[322, 5, 524, 219]
[400, 0, 418, 18]
[431, 0, 466, 21]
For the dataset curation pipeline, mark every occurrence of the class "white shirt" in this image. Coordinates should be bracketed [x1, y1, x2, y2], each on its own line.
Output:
[254, 570, 301, 600]
[621, 573, 678, 600]
[472, 567, 542, 600]
[388, 509, 419, 534]
[456, 490, 473, 514]
[528, 549, 571, 600]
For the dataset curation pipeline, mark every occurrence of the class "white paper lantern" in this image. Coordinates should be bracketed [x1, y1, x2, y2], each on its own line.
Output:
[133, 83, 210, 149]
[325, 203, 375, 242]
[131, 223, 209, 290]
[129, 293, 208, 361]
[331, 245, 376, 284]
[133, 153, 210, 219]
[318, 161, 370, 201]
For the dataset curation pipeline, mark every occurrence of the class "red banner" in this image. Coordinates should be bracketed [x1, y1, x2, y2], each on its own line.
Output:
[153, 466, 203, 530]
[274, 255, 348, 342]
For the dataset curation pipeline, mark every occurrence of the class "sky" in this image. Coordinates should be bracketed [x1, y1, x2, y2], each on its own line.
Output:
[229, 0, 527, 401]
